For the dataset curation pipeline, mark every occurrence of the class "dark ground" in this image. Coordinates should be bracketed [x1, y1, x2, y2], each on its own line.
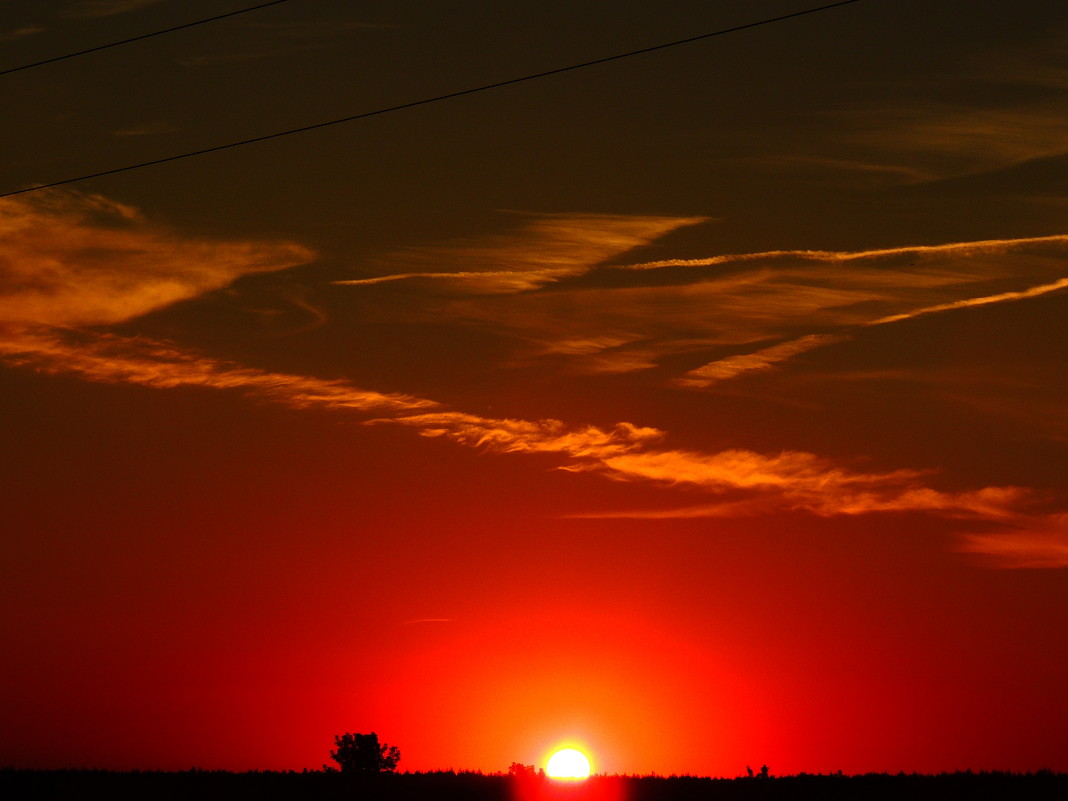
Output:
[3, 769, 1067, 801]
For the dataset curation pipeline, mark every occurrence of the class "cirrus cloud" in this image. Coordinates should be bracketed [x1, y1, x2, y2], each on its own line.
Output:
[958, 514, 1068, 568]
[0, 192, 315, 327]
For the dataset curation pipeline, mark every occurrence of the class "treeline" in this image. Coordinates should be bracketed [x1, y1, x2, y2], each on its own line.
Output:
[3, 767, 1066, 801]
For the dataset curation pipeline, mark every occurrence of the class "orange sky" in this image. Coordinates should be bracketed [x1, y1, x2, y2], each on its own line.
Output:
[1, 0, 1067, 776]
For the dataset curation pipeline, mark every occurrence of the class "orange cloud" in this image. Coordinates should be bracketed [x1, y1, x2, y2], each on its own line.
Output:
[0, 192, 315, 327]
[0, 325, 435, 413]
[610, 235, 1068, 384]
[330, 208, 1068, 385]
[332, 217, 1068, 409]
[398, 231, 1068, 380]
[0, 194, 1055, 557]
[335, 212, 707, 294]
[620, 234, 1068, 272]
[869, 276, 1068, 325]
[856, 103, 1068, 179]
[0, 24, 45, 41]
[958, 515, 1068, 568]
[596, 448, 1028, 519]
[765, 35, 1068, 186]
[378, 412, 662, 459]
[0, 191, 428, 413]
[371, 412, 1029, 523]
[677, 334, 850, 387]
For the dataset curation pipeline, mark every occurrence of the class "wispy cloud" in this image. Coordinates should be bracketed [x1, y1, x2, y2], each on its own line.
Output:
[0, 191, 431, 413]
[739, 31, 1068, 192]
[334, 209, 1068, 387]
[958, 515, 1068, 568]
[0, 192, 314, 327]
[377, 412, 662, 460]
[669, 236, 1068, 386]
[620, 234, 1068, 273]
[852, 103, 1068, 180]
[412, 232, 1068, 380]
[0, 25, 46, 41]
[370, 412, 1029, 523]
[1, 194, 1059, 564]
[337, 269, 569, 294]
[335, 213, 707, 294]
[869, 276, 1068, 325]
[368, 395, 1058, 569]
[0, 325, 435, 413]
[677, 334, 850, 388]
[596, 448, 1028, 520]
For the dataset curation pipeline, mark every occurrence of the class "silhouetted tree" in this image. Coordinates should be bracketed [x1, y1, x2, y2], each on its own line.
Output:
[329, 732, 400, 774]
[509, 763, 538, 779]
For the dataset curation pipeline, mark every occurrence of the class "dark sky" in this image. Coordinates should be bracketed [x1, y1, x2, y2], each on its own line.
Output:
[2, 0, 1067, 776]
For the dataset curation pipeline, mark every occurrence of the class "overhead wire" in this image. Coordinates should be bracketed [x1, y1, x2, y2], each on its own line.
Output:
[0, 0, 863, 199]
[0, 0, 292, 78]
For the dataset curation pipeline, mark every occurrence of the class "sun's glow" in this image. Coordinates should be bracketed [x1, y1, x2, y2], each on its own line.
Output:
[545, 748, 592, 779]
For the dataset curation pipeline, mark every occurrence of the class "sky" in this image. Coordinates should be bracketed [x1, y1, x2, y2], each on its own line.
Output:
[2, 0, 1067, 777]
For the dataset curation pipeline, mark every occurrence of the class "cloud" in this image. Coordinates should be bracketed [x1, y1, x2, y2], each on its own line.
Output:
[0, 325, 435, 413]
[728, 153, 931, 186]
[0, 191, 432, 413]
[0, 194, 1056, 558]
[333, 210, 1068, 386]
[728, 32, 1068, 194]
[0, 25, 46, 41]
[619, 234, 1068, 274]
[958, 515, 1068, 568]
[775, 31, 1068, 187]
[337, 269, 568, 294]
[0, 192, 315, 327]
[335, 213, 707, 294]
[377, 412, 663, 460]
[660, 236, 1068, 387]
[677, 334, 851, 388]
[420, 232, 1068, 380]
[852, 104, 1068, 180]
[868, 276, 1068, 325]
[370, 412, 1029, 523]
[595, 448, 1028, 519]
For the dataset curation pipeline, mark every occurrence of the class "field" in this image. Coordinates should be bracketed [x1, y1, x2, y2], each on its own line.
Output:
[4, 769, 1066, 801]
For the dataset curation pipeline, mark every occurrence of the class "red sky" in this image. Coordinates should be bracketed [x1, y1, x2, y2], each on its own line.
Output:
[2, 0, 1067, 777]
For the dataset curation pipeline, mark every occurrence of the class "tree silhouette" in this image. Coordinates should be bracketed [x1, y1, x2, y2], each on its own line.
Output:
[509, 763, 540, 780]
[328, 732, 400, 774]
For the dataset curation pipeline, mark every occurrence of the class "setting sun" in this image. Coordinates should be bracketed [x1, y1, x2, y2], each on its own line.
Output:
[546, 748, 592, 779]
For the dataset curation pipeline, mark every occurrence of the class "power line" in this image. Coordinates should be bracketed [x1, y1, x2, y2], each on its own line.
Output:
[0, 0, 292, 78]
[1, 0, 863, 199]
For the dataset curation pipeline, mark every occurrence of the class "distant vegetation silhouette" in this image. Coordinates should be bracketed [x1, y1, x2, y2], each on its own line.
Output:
[508, 762, 544, 779]
[326, 732, 400, 774]
[4, 765, 1067, 801]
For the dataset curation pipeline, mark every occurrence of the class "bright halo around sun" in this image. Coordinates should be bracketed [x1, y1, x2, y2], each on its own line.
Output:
[545, 748, 592, 780]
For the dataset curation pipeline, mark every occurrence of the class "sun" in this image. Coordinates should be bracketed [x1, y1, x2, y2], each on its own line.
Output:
[545, 748, 592, 779]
